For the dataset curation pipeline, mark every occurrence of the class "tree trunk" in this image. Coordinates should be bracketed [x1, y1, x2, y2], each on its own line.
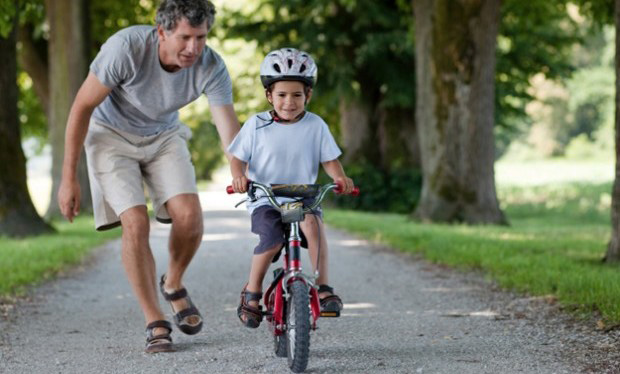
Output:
[605, 0, 620, 262]
[45, 0, 92, 219]
[413, 0, 506, 224]
[339, 96, 419, 171]
[0, 6, 53, 237]
[339, 97, 370, 165]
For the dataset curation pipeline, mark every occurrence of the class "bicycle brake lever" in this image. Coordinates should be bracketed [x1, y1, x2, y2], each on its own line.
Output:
[235, 198, 249, 208]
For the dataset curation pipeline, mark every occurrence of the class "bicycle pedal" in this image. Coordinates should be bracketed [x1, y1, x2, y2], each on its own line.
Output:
[319, 310, 340, 318]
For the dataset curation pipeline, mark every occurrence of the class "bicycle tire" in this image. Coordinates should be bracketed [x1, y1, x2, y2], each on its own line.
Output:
[286, 280, 311, 373]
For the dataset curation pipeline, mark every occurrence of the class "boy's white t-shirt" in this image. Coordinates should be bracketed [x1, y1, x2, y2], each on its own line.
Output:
[227, 110, 342, 213]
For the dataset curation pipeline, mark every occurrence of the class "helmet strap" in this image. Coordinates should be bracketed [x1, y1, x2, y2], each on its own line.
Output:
[270, 110, 305, 123]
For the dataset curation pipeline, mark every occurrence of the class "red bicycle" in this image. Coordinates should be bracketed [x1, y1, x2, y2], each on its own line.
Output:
[227, 181, 359, 373]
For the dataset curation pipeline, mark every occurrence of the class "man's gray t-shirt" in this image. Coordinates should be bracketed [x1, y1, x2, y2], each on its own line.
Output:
[90, 25, 233, 136]
[227, 111, 342, 213]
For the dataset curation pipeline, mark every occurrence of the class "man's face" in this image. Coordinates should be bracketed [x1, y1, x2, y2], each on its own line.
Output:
[158, 17, 208, 72]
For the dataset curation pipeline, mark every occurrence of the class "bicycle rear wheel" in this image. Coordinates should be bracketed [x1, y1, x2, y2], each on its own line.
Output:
[286, 280, 310, 373]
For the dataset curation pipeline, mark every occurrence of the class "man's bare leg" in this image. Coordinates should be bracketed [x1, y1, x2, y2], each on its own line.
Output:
[161, 193, 204, 325]
[119, 206, 166, 327]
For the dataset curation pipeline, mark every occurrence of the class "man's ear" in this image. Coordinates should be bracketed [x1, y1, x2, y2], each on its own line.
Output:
[265, 89, 273, 105]
[157, 25, 166, 41]
[305, 88, 313, 105]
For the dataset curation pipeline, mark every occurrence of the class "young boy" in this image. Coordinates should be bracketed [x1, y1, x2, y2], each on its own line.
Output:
[228, 48, 355, 328]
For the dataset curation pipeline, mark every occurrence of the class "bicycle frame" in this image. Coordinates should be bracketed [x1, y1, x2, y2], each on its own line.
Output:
[263, 218, 322, 336]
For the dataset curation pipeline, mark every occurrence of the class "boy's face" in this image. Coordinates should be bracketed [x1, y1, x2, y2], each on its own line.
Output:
[267, 81, 312, 121]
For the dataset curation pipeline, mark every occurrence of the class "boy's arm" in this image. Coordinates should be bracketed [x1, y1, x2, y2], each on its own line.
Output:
[230, 156, 249, 193]
[321, 159, 354, 194]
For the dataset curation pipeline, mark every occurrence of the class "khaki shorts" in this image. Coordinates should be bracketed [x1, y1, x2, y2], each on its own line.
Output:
[84, 121, 197, 231]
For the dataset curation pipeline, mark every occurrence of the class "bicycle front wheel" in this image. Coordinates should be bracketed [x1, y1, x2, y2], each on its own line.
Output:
[286, 280, 310, 373]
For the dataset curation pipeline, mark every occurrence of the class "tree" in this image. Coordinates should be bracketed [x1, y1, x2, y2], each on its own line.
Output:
[43, 0, 91, 219]
[413, 0, 506, 224]
[606, 0, 620, 262]
[0, 0, 53, 237]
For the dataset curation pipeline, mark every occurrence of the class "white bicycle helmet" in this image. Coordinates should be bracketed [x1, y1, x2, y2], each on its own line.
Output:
[260, 48, 318, 88]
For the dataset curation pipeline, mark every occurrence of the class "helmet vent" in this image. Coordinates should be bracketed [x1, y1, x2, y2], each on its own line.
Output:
[287, 59, 293, 68]
[273, 64, 281, 73]
[300, 64, 306, 73]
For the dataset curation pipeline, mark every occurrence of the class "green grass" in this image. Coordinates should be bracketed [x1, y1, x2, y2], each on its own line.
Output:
[324, 182, 620, 323]
[0, 216, 120, 297]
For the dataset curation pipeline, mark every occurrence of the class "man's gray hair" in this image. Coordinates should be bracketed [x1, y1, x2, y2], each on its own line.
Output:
[156, 0, 216, 32]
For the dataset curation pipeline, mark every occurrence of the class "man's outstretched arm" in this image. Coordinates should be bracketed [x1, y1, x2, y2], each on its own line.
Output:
[58, 72, 112, 222]
[210, 104, 241, 162]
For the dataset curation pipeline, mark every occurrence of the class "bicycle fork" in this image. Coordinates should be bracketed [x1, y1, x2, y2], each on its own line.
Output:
[265, 221, 322, 333]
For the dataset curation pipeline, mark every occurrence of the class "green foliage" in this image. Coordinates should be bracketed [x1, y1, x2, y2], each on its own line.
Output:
[187, 121, 225, 181]
[325, 181, 620, 322]
[181, 98, 226, 181]
[495, 0, 580, 155]
[17, 71, 46, 148]
[321, 163, 421, 214]
[0, 0, 16, 38]
[503, 21, 615, 161]
[0, 216, 120, 296]
[573, 0, 614, 25]
[90, 1, 156, 52]
[221, 0, 414, 125]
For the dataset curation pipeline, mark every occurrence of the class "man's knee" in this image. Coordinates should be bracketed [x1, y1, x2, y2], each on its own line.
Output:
[171, 207, 203, 241]
[120, 206, 150, 245]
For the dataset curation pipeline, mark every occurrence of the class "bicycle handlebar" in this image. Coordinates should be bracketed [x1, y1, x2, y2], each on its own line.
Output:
[226, 181, 359, 213]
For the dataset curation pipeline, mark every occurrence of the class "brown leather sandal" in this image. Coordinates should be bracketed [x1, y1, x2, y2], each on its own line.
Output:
[145, 320, 174, 353]
[237, 285, 263, 328]
[159, 274, 203, 335]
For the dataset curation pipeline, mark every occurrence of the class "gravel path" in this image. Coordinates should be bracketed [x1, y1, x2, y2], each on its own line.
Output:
[1, 182, 618, 373]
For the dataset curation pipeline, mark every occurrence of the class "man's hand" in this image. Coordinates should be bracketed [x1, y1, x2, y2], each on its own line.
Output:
[58, 178, 81, 222]
[334, 176, 354, 194]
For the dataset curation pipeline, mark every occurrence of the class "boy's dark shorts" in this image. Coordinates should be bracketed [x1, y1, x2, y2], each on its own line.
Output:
[251, 202, 323, 255]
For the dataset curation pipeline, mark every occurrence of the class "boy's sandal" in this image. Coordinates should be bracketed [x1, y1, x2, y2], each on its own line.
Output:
[145, 320, 174, 353]
[159, 274, 203, 335]
[237, 284, 263, 328]
[318, 284, 343, 313]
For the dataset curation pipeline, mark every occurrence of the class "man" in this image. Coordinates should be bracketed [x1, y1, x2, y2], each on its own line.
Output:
[57, 0, 239, 353]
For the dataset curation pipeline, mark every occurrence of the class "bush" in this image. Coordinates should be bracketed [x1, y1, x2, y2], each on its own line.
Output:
[322, 163, 422, 214]
[187, 120, 226, 181]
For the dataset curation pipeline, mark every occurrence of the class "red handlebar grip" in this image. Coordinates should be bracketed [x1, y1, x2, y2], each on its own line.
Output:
[226, 185, 235, 194]
[334, 185, 360, 196]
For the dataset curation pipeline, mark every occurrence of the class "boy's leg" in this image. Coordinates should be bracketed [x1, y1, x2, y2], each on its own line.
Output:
[300, 215, 332, 299]
[246, 244, 282, 308]
[246, 205, 287, 307]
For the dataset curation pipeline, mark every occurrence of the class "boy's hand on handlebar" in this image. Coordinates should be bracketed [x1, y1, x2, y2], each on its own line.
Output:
[232, 175, 249, 193]
[334, 176, 354, 194]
